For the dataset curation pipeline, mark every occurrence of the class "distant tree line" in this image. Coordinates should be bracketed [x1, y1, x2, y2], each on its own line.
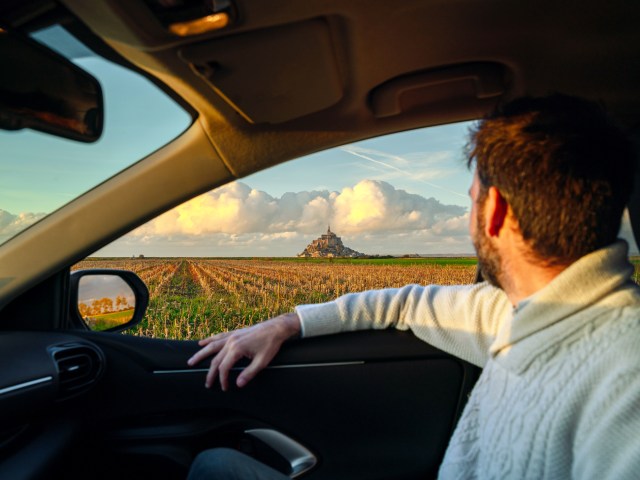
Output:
[79, 295, 133, 317]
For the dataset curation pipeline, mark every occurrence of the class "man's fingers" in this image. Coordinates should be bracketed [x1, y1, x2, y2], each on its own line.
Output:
[217, 346, 244, 392]
[236, 353, 270, 388]
[188, 314, 300, 391]
[205, 353, 223, 389]
[188, 339, 225, 366]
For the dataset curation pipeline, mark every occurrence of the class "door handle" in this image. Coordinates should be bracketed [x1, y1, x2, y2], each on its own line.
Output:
[245, 428, 317, 478]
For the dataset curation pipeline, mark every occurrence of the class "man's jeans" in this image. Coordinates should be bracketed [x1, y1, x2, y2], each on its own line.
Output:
[187, 448, 290, 480]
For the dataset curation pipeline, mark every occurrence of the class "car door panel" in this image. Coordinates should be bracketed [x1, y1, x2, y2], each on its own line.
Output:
[65, 329, 480, 480]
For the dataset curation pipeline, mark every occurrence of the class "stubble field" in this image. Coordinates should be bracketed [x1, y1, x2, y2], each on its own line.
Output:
[72, 258, 477, 340]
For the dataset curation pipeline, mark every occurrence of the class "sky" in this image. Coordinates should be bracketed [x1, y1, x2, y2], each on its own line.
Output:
[78, 274, 136, 306]
[0, 27, 192, 216]
[94, 122, 478, 257]
[0, 26, 191, 244]
[1, 26, 637, 257]
[94, 122, 638, 257]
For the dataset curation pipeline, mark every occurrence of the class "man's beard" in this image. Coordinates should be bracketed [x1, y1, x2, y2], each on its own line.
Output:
[472, 211, 503, 289]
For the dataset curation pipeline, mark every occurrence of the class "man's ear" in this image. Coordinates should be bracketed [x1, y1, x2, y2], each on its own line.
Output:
[484, 186, 509, 237]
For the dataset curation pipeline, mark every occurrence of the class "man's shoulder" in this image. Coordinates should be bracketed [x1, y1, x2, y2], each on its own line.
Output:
[579, 299, 640, 374]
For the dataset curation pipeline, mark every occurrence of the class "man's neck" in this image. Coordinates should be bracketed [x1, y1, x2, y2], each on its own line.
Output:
[500, 250, 569, 307]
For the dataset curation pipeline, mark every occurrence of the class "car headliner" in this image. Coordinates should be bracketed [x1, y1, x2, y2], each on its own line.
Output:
[0, 0, 639, 308]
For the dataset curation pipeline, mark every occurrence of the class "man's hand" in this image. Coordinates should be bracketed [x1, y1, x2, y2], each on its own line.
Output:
[187, 312, 301, 391]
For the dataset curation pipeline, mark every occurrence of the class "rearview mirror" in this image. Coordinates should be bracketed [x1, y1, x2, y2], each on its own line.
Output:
[0, 27, 103, 142]
[70, 270, 149, 333]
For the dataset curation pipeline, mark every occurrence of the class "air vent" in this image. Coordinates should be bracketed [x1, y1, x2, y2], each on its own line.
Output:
[52, 344, 104, 399]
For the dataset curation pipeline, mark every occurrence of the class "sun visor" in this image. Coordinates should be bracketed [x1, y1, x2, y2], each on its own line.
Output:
[179, 19, 343, 124]
[370, 63, 508, 118]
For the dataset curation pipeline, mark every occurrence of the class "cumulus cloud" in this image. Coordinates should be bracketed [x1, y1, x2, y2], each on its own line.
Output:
[109, 179, 473, 256]
[0, 209, 46, 242]
[431, 212, 471, 237]
[332, 180, 465, 233]
[131, 180, 467, 238]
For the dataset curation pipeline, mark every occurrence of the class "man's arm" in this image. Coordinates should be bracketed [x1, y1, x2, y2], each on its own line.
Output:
[188, 281, 511, 390]
[296, 281, 510, 367]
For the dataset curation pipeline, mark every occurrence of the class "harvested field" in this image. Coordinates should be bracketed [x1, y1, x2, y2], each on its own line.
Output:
[73, 258, 478, 340]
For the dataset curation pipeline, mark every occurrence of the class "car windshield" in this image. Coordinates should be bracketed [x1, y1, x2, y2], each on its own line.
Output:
[0, 25, 192, 245]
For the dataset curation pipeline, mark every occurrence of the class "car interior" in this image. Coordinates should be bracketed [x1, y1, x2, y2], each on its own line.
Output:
[1, 1, 640, 479]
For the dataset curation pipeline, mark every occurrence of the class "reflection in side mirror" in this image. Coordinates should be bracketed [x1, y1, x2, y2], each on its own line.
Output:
[70, 270, 149, 333]
[0, 27, 103, 142]
[78, 275, 136, 331]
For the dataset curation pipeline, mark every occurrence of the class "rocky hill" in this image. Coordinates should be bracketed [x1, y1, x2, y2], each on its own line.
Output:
[298, 226, 366, 258]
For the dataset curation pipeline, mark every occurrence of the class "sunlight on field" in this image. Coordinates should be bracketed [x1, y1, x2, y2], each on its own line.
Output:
[73, 258, 478, 340]
[84, 308, 135, 331]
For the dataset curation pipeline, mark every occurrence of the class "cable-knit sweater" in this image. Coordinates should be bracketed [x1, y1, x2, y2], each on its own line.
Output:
[295, 240, 640, 479]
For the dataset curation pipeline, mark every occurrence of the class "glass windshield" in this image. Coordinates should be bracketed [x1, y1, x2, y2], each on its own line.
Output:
[0, 25, 192, 245]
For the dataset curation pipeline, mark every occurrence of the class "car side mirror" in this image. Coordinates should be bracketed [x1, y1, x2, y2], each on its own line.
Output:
[70, 270, 149, 333]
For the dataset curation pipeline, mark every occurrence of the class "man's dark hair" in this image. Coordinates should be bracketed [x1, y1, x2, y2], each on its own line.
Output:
[468, 94, 636, 265]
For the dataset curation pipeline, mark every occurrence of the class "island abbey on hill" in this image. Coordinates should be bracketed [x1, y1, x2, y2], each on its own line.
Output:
[298, 226, 366, 258]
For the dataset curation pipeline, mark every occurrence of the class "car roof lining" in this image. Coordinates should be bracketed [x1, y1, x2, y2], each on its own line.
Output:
[60, 0, 640, 175]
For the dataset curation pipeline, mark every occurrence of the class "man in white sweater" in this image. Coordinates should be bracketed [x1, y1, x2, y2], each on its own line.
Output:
[187, 94, 640, 479]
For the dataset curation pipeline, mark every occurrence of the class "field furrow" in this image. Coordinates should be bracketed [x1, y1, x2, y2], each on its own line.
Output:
[72, 257, 478, 340]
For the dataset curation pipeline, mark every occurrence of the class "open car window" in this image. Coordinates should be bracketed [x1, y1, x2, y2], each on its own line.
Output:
[72, 122, 640, 339]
